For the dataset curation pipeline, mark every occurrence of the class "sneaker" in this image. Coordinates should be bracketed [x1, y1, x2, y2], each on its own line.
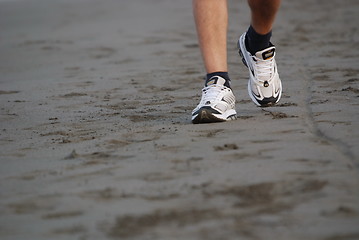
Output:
[192, 76, 237, 124]
[238, 32, 282, 107]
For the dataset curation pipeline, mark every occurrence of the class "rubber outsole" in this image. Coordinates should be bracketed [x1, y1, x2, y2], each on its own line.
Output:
[192, 108, 236, 124]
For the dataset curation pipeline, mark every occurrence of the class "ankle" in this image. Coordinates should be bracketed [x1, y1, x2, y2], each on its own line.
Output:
[205, 72, 231, 89]
[245, 25, 272, 55]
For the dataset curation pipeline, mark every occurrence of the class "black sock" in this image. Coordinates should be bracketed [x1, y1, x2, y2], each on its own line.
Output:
[205, 72, 231, 88]
[245, 25, 272, 55]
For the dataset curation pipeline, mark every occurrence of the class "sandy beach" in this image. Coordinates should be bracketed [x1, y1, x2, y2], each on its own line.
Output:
[1, 0, 359, 239]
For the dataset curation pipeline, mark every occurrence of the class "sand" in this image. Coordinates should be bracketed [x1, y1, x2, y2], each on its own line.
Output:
[0, 0, 359, 239]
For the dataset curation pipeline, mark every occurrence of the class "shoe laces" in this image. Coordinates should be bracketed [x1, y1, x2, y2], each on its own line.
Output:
[201, 85, 226, 104]
[252, 56, 275, 83]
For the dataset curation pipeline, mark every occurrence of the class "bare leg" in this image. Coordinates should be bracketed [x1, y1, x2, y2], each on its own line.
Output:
[248, 0, 281, 34]
[193, 0, 228, 73]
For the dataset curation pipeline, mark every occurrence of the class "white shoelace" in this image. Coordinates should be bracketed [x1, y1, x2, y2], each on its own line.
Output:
[201, 85, 224, 104]
[253, 56, 275, 83]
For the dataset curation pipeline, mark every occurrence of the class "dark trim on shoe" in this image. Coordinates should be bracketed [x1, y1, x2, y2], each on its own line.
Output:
[257, 96, 279, 107]
[192, 107, 225, 124]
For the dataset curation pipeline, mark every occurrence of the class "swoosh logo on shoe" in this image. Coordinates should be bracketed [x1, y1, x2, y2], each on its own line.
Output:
[251, 90, 261, 99]
[274, 87, 281, 96]
[274, 82, 280, 96]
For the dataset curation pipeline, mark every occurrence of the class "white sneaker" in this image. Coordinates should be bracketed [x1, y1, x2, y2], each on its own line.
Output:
[192, 76, 237, 124]
[238, 32, 282, 107]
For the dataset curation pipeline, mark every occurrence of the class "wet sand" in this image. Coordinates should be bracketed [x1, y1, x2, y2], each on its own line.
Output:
[0, 0, 359, 239]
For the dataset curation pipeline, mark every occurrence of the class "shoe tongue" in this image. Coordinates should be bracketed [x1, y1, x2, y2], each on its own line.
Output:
[205, 76, 226, 87]
[255, 46, 276, 60]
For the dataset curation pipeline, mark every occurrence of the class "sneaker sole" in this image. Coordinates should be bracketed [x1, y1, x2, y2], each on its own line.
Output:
[192, 107, 237, 124]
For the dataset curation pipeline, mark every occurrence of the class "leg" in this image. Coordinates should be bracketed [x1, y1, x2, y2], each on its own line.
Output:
[245, 0, 281, 54]
[191, 0, 236, 124]
[238, 0, 283, 106]
[248, 0, 281, 35]
[192, 0, 228, 73]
